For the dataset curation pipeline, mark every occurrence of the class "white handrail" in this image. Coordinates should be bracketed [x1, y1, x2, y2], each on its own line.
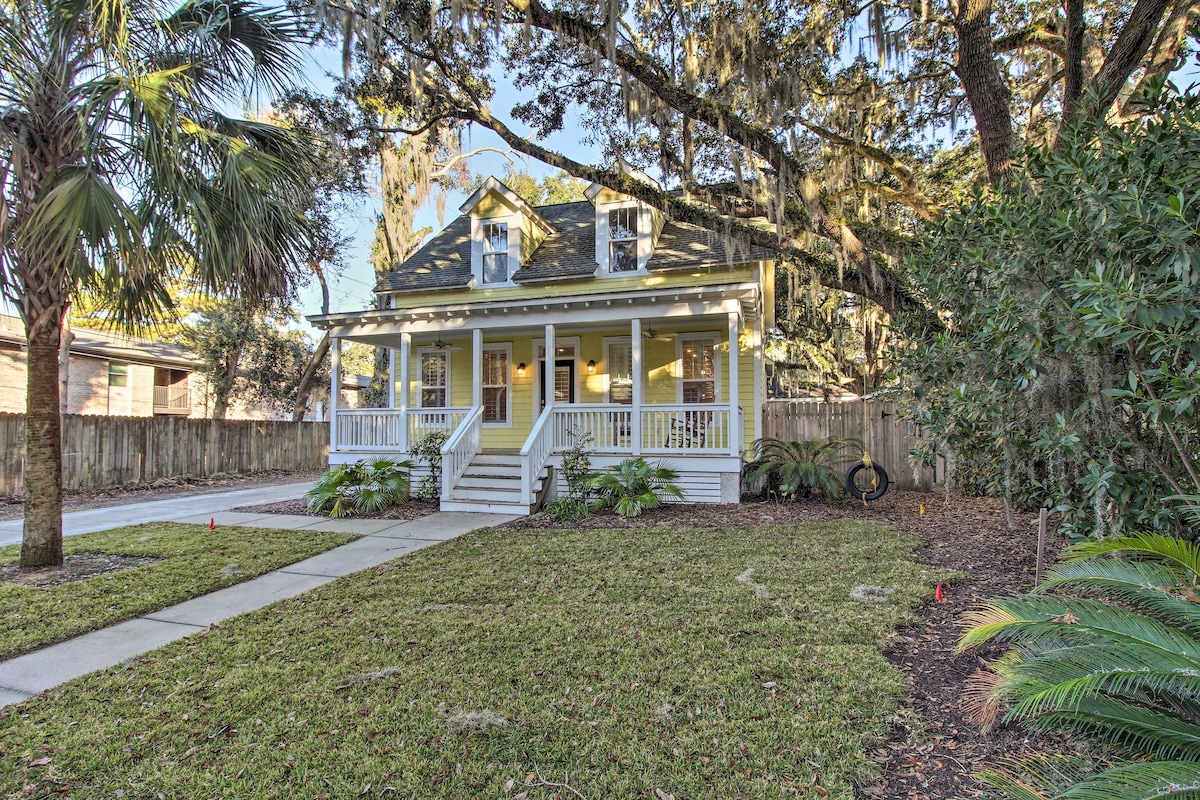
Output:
[440, 406, 483, 500]
[520, 406, 555, 502]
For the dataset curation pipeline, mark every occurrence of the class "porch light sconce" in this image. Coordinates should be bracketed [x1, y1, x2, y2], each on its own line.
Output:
[587, 359, 596, 374]
[517, 362, 527, 378]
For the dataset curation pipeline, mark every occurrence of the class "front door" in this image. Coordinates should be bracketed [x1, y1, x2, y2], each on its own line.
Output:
[539, 359, 575, 411]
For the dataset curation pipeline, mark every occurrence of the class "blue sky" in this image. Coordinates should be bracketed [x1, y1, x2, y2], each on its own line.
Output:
[302, 49, 603, 325]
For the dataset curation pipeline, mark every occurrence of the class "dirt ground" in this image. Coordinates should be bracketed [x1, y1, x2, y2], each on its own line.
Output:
[505, 491, 1083, 800]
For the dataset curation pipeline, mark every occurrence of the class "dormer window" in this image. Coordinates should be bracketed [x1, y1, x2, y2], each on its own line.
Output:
[482, 222, 509, 284]
[608, 208, 639, 273]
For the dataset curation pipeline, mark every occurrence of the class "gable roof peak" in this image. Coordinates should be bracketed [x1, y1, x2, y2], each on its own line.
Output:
[458, 177, 554, 234]
[585, 159, 663, 202]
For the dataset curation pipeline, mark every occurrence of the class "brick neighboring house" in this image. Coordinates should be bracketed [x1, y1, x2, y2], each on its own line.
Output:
[0, 314, 204, 417]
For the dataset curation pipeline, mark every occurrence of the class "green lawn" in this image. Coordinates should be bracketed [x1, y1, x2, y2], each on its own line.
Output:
[0, 523, 356, 660]
[0, 521, 945, 799]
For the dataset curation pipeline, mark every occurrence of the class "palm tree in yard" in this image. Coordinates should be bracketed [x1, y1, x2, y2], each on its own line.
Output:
[0, 0, 317, 568]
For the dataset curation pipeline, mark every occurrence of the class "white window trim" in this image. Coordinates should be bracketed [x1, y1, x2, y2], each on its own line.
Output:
[675, 332, 722, 404]
[416, 346, 451, 409]
[481, 342, 513, 428]
[594, 200, 650, 276]
[602, 336, 633, 404]
[471, 213, 521, 287]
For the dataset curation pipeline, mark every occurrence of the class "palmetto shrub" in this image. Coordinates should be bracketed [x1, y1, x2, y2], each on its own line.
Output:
[743, 436, 863, 500]
[589, 458, 684, 518]
[305, 458, 412, 518]
[959, 532, 1200, 799]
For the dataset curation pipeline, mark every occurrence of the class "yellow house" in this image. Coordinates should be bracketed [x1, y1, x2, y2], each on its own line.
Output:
[309, 169, 775, 514]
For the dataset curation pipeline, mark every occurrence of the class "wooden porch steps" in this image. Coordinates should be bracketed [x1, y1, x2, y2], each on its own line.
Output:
[441, 452, 552, 516]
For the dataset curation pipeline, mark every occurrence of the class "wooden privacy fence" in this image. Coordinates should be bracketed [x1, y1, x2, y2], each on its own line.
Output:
[0, 413, 329, 496]
[762, 399, 940, 492]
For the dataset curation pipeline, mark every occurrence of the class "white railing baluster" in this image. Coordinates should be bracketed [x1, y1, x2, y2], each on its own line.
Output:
[440, 407, 483, 500]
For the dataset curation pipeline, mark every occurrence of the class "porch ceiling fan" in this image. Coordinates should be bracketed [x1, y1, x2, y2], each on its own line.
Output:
[642, 325, 675, 341]
[431, 336, 463, 351]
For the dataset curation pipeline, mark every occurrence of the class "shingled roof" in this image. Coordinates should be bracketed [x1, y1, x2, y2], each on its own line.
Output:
[373, 199, 771, 294]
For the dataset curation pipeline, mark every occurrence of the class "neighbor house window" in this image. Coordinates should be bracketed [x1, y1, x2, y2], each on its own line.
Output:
[482, 345, 510, 424]
[608, 208, 638, 272]
[108, 361, 128, 388]
[482, 222, 509, 284]
[418, 349, 449, 407]
[605, 339, 633, 404]
[679, 336, 717, 403]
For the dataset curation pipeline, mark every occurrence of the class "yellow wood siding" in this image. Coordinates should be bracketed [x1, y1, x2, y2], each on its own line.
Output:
[395, 318, 759, 454]
[474, 192, 516, 218]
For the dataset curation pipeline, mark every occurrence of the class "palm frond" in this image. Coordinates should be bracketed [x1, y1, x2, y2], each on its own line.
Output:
[1060, 533, 1200, 582]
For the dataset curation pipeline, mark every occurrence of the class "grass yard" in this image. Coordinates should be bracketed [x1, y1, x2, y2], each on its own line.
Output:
[0, 521, 945, 799]
[0, 524, 356, 660]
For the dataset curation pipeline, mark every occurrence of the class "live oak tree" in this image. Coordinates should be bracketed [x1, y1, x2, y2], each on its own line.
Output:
[0, 0, 317, 567]
[304, 0, 1196, 319]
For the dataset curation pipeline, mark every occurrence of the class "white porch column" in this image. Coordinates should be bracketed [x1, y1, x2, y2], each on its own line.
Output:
[472, 328, 483, 408]
[387, 348, 396, 408]
[329, 336, 341, 452]
[398, 332, 411, 451]
[544, 324, 556, 411]
[728, 312, 740, 455]
[631, 318, 643, 456]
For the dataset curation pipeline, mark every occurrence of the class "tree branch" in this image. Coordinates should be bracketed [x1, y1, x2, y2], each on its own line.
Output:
[1087, 0, 1175, 120]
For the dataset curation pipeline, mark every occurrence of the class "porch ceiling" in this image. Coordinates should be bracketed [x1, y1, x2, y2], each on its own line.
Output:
[312, 284, 759, 345]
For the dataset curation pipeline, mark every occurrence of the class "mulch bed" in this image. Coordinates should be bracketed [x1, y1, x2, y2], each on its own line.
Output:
[0, 554, 159, 588]
[233, 497, 441, 521]
[504, 491, 1085, 799]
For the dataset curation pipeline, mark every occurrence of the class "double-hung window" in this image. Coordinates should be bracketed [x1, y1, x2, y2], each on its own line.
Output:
[482, 222, 509, 284]
[679, 336, 717, 403]
[482, 345, 510, 424]
[608, 208, 638, 272]
[418, 349, 449, 408]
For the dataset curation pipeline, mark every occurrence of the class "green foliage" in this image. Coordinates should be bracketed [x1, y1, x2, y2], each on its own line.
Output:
[471, 165, 587, 206]
[305, 459, 412, 518]
[409, 432, 449, 500]
[182, 302, 321, 417]
[589, 457, 685, 518]
[960, 532, 1200, 799]
[895, 91, 1200, 539]
[745, 436, 864, 500]
[547, 429, 597, 521]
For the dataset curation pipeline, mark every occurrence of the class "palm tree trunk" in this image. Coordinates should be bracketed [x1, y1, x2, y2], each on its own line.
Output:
[22, 311, 65, 568]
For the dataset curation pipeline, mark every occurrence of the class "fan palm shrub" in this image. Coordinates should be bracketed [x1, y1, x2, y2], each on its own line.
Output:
[744, 436, 863, 500]
[306, 459, 412, 518]
[589, 458, 684, 518]
[959, 532, 1200, 799]
[0, 0, 316, 567]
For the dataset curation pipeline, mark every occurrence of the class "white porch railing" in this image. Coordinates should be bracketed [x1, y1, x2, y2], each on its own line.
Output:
[332, 407, 471, 453]
[520, 406, 556, 501]
[333, 409, 408, 451]
[440, 406, 483, 500]
[551, 403, 737, 455]
[409, 407, 471, 446]
[551, 404, 634, 451]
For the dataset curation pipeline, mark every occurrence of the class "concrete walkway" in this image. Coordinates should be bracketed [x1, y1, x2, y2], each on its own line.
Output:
[0, 480, 317, 546]
[0, 510, 515, 709]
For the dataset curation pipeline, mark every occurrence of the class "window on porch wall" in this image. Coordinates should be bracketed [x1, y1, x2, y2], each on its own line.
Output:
[680, 337, 717, 403]
[606, 340, 633, 404]
[482, 346, 509, 423]
[418, 350, 448, 407]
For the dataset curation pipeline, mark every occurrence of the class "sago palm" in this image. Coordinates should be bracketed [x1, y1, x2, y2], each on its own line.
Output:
[744, 436, 864, 500]
[589, 457, 685, 518]
[0, 0, 316, 567]
[959, 532, 1200, 799]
